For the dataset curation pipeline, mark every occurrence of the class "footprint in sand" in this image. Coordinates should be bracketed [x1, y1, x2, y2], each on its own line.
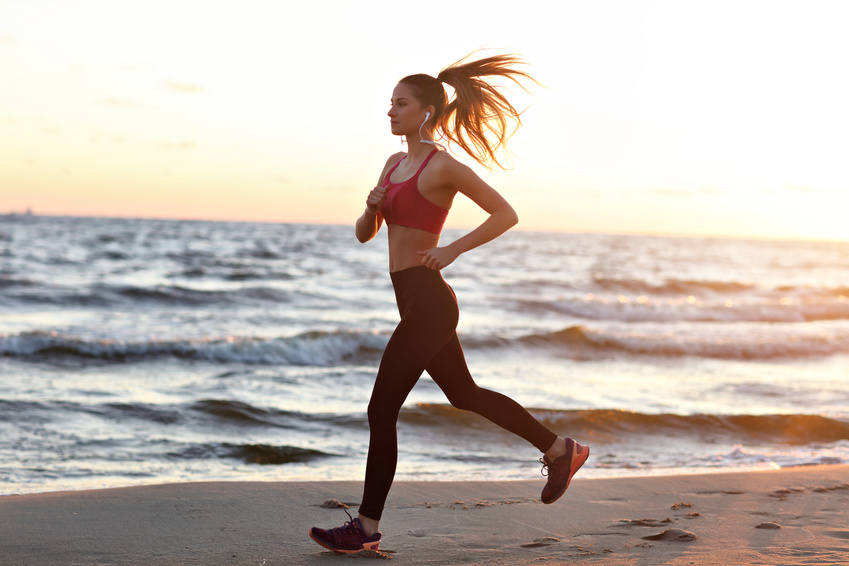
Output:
[357, 549, 393, 559]
[812, 484, 849, 493]
[642, 529, 696, 542]
[521, 537, 560, 548]
[768, 487, 805, 500]
[613, 518, 673, 528]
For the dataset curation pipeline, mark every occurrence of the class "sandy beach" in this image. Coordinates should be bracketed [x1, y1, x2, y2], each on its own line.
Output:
[1, 465, 847, 565]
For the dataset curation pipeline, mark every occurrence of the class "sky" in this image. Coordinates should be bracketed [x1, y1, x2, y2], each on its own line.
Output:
[2, 0, 849, 241]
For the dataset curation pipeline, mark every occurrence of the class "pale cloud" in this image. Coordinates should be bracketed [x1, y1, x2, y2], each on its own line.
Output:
[758, 185, 830, 195]
[32, 117, 60, 135]
[785, 185, 820, 194]
[157, 140, 196, 150]
[0, 31, 13, 45]
[569, 189, 605, 197]
[121, 63, 154, 72]
[103, 98, 139, 108]
[88, 129, 128, 144]
[645, 188, 692, 198]
[160, 79, 203, 94]
[643, 187, 723, 198]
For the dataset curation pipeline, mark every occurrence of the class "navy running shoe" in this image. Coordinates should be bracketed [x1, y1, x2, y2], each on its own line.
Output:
[309, 509, 382, 554]
[540, 438, 589, 504]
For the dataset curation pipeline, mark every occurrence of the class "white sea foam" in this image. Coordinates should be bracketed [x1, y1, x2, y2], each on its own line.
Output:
[0, 329, 390, 365]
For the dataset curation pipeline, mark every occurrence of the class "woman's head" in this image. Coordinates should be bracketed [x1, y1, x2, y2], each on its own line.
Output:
[392, 52, 538, 169]
[396, 73, 448, 124]
[388, 81, 439, 141]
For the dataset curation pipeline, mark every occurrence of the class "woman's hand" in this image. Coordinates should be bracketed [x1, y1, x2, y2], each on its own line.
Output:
[365, 186, 388, 215]
[357, 186, 387, 243]
[418, 245, 459, 270]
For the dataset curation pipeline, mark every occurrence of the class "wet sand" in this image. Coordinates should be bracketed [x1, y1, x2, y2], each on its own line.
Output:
[1, 465, 847, 565]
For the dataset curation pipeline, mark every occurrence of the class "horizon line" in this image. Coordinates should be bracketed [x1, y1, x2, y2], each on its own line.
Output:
[3, 210, 847, 245]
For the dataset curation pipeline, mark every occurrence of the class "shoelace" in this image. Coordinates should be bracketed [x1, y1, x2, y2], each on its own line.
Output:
[539, 457, 551, 477]
[540, 456, 570, 480]
[325, 509, 360, 537]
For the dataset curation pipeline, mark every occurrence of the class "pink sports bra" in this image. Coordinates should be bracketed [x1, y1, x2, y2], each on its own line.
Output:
[379, 149, 448, 235]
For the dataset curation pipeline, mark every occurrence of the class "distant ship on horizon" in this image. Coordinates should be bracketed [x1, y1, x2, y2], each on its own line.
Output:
[2, 207, 35, 218]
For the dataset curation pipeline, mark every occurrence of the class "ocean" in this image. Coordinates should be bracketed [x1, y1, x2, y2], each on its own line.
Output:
[1, 215, 848, 495]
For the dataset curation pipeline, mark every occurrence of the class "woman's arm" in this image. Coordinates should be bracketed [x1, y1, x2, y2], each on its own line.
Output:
[418, 159, 518, 270]
[355, 194, 384, 243]
[355, 153, 404, 243]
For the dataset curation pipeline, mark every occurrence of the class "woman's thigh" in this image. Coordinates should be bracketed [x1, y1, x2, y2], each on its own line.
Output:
[370, 269, 459, 412]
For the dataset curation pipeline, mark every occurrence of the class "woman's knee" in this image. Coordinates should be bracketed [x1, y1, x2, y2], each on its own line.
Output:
[367, 398, 400, 429]
[445, 385, 482, 413]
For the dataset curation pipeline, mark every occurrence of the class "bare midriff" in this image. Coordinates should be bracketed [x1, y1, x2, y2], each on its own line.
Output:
[387, 224, 441, 272]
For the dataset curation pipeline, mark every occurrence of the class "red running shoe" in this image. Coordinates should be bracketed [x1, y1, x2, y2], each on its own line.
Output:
[309, 509, 382, 554]
[539, 438, 589, 504]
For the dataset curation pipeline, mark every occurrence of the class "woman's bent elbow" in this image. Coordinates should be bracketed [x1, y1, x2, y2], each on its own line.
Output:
[355, 228, 373, 243]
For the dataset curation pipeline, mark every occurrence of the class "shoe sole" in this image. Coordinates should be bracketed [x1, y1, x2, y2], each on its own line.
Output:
[309, 530, 380, 554]
[542, 442, 590, 504]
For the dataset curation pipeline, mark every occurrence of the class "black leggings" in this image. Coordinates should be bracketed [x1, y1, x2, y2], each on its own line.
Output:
[359, 266, 557, 520]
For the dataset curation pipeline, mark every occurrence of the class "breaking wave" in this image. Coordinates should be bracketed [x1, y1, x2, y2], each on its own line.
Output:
[404, 404, 849, 446]
[0, 329, 388, 365]
[4, 318, 849, 364]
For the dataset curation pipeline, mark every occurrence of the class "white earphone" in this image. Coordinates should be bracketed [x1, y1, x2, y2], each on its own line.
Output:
[419, 110, 445, 149]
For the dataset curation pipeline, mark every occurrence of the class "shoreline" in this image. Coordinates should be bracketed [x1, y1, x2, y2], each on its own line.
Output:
[2, 464, 847, 565]
[0, 461, 795, 499]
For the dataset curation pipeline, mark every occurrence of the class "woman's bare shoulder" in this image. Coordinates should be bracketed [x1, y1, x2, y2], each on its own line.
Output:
[384, 151, 407, 168]
[375, 151, 408, 185]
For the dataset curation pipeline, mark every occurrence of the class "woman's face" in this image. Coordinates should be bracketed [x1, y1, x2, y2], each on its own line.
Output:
[388, 82, 428, 136]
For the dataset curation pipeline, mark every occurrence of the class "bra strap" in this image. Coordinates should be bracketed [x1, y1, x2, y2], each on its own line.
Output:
[383, 149, 439, 185]
[382, 156, 406, 186]
[415, 149, 439, 176]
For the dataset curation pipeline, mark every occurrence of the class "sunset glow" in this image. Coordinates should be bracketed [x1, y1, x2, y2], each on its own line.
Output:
[2, 0, 848, 241]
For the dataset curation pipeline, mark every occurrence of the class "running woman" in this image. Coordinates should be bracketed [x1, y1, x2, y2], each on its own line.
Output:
[309, 52, 589, 554]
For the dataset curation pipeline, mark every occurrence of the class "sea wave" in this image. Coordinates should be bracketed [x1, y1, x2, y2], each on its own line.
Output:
[592, 276, 849, 299]
[4, 319, 848, 364]
[404, 404, 849, 446]
[1, 282, 300, 308]
[190, 399, 302, 428]
[592, 276, 756, 295]
[0, 277, 38, 289]
[483, 323, 849, 360]
[0, 329, 388, 365]
[168, 443, 332, 465]
[10, 397, 847, 448]
[514, 293, 849, 323]
[719, 443, 849, 469]
[0, 398, 367, 431]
